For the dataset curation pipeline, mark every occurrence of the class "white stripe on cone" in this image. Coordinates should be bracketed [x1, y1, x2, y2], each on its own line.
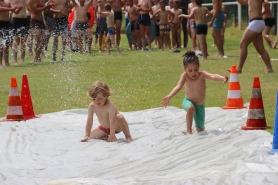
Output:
[247, 109, 265, 119]
[229, 74, 239, 82]
[227, 90, 242, 99]
[7, 106, 23, 115]
[9, 88, 20, 96]
[251, 88, 262, 98]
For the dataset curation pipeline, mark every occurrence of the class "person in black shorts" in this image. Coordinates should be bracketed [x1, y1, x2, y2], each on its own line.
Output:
[11, 0, 29, 64]
[51, 0, 71, 62]
[137, 0, 152, 51]
[262, 1, 277, 49]
[0, 2, 22, 67]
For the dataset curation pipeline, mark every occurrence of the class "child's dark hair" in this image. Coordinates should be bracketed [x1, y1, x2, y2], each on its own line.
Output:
[88, 81, 112, 99]
[195, 0, 202, 6]
[104, 3, 112, 11]
[182, 50, 199, 67]
[160, 0, 165, 4]
[173, 0, 179, 5]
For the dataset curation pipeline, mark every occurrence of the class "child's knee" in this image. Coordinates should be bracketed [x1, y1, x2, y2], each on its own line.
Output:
[187, 106, 195, 114]
[116, 113, 124, 120]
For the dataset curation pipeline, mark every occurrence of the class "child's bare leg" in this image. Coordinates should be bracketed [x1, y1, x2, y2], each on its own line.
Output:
[61, 33, 67, 61]
[52, 35, 58, 61]
[109, 35, 121, 55]
[85, 28, 92, 54]
[116, 114, 132, 143]
[12, 36, 20, 64]
[106, 34, 110, 55]
[20, 35, 27, 64]
[77, 30, 83, 54]
[3, 46, 10, 66]
[32, 29, 41, 62]
[160, 30, 164, 51]
[27, 32, 33, 57]
[177, 28, 181, 49]
[191, 28, 197, 51]
[186, 106, 195, 135]
[99, 34, 103, 52]
[139, 25, 146, 50]
[197, 34, 207, 60]
[135, 30, 141, 50]
[89, 127, 108, 139]
[166, 31, 171, 50]
[171, 29, 176, 49]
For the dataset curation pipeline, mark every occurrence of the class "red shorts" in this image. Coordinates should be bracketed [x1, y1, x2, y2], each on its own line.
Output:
[98, 125, 120, 134]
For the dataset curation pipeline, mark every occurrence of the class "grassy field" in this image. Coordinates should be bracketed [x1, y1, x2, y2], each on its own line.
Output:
[0, 27, 278, 133]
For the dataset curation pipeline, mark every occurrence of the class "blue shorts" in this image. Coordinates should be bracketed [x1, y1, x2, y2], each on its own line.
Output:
[108, 28, 115, 35]
[182, 98, 205, 129]
[213, 12, 224, 30]
[190, 20, 196, 29]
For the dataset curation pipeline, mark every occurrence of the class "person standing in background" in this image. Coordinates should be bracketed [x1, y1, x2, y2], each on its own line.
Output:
[177, 0, 188, 48]
[11, 0, 29, 65]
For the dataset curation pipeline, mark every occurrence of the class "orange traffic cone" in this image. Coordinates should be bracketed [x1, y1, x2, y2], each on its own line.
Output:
[223, 65, 247, 109]
[21, 74, 37, 120]
[242, 77, 270, 130]
[1, 77, 24, 121]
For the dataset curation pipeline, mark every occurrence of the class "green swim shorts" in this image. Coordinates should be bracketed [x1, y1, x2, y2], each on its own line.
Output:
[182, 98, 205, 129]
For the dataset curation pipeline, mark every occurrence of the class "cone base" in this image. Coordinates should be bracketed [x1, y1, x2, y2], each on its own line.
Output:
[268, 149, 278, 155]
[24, 115, 39, 120]
[223, 106, 247, 109]
[0, 118, 25, 122]
[241, 125, 271, 130]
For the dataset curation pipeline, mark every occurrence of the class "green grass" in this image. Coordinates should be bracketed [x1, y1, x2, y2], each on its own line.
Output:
[1, 27, 278, 133]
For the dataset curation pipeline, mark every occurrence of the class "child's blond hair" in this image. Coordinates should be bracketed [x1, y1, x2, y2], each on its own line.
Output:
[88, 81, 112, 99]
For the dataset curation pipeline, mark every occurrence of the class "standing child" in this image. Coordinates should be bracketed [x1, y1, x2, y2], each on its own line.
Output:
[152, 0, 160, 48]
[0, 0, 22, 67]
[81, 81, 132, 143]
[11, 0, 29, 65]
[262, 0, 277, 49]
[220, 5, 227, 47]
[126, 0, 141, 50]
[170, 0, 182, 50]
[211, 4, 227, 48]
[187, 0, 197, 51]
[152, 0, 174, 51]
[179, 0, 211, 59]
[98, 3, 121, 55]
[137, 0, 152, 51]
[71, 0, 93, 54]
[161, 50, 228, 135]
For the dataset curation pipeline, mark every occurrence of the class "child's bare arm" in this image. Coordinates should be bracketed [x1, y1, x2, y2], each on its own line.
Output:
[98, 10, 109, 16]
[161, 73, 186, 107]
[207, 9, 213, 17]
[81, 104, 94, 142]
[71, 0, 77, 7]
[151, 9, 160, 19]
[203, 71, 228, 83]
[86, 0, 94, 7]
[168, 10, 175, 23]
[179, 9, 194, 20]
[107, 106, 117, 142]
[14, 4, 23, 14]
